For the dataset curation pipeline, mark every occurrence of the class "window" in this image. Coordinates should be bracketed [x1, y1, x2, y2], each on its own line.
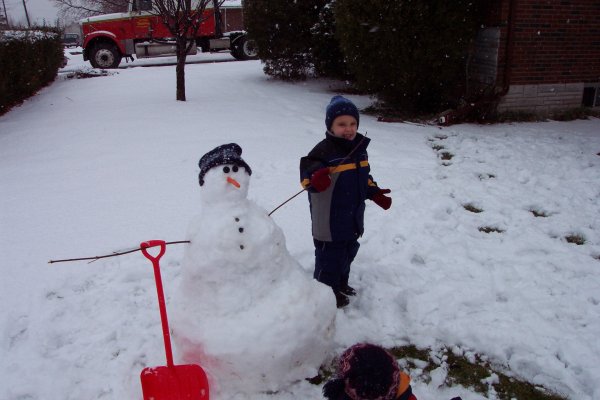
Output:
[133, 0, 153, 12]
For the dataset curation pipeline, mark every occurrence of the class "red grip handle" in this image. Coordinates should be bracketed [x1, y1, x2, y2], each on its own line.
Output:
[140, 240, 166, 262]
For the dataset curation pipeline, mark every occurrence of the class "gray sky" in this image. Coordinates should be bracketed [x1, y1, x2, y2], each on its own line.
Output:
[3, 0, 60, 26]
[2, 0, 243, 27]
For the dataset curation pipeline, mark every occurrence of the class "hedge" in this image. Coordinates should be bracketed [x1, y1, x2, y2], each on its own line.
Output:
[0, 29, 64, 116]
[334, 0, 488, 114]
[244, 0, 489, 115]
[243, 0, 329, 80]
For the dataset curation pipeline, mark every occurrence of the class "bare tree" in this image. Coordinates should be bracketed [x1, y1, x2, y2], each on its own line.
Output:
[21, 0, 31, 27]
[151, 0, 222, 101]
[55, 0, 223, 101]
[53, 0, 128, 21]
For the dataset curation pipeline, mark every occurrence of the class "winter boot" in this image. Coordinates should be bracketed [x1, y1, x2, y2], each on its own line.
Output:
[341, 284, 357, 297]
[334, 290, 350, 308]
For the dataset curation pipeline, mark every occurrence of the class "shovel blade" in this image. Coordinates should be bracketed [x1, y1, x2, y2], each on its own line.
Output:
[141, 364, 209, 400]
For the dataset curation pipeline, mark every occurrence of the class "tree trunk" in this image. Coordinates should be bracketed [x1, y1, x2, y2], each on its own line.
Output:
[176, 38, 188, 101]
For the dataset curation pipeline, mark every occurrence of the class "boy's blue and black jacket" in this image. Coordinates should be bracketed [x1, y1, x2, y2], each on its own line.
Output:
[300, 132, 381, 242]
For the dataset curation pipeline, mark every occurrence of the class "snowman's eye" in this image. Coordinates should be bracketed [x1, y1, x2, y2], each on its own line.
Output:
[232, 165, 239, 172]
[223, 166, 230, 173]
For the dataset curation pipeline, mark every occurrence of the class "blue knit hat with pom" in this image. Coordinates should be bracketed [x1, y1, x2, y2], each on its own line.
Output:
[325, 95, 360, 132]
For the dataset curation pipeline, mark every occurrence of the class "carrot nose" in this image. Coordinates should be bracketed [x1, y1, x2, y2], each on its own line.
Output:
[227, 176, 240, 188]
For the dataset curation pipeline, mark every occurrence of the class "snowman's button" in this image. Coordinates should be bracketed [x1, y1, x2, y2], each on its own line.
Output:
[239, 227, 244, 233]
[235, 217, 240, 222]
[240, 244, 245, 250]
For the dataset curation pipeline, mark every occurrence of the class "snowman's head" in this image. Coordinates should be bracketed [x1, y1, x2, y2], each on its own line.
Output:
[198, 143, 252, 204]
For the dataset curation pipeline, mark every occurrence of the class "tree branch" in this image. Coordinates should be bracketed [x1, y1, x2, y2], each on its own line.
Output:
[53, 0, 128, 19]
[48, 240, 190, 264]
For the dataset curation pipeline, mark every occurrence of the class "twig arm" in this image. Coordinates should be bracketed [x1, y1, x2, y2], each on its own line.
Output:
[48, 240, 190, 264]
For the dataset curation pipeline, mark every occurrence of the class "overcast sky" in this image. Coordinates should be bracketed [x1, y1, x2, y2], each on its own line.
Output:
[2, 0, 243, 26]
[3, 0, 60, 26]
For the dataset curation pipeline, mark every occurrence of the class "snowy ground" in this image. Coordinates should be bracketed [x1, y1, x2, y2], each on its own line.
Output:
[1, 48, 599, 400]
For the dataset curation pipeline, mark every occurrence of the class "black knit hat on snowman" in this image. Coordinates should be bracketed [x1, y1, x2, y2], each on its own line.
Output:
[325, 95, 360, 132]
[198, 143, 252, 186]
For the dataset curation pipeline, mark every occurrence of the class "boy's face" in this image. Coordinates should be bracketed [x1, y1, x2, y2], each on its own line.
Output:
[330, 115, 358, 141]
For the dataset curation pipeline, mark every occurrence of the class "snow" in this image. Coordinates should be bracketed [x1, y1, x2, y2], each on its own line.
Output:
[1, 48, 599, 400]
[0, 30, 58, 42]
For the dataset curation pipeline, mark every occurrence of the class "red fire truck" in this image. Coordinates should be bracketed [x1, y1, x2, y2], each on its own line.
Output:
[80, 0, 257, 68]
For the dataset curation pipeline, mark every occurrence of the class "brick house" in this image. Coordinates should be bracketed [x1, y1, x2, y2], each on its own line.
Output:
[469, 0, 600, 114]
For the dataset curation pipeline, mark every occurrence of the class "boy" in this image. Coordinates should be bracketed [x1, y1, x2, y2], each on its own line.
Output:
[300, 95, 392, 308]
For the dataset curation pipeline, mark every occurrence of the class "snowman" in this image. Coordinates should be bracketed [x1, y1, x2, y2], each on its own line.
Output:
[171, 143, 337, 396]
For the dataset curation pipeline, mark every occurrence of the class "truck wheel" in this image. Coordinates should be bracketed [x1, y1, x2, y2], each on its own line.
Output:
[90, 43, 122, 69]
[231, 36, 258, 61]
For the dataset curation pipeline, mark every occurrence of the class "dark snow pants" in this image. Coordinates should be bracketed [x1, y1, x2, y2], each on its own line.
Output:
[313, 239, 360, 292]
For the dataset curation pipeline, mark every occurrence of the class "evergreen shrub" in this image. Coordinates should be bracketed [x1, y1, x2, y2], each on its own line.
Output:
[334, 0, 488, 114]
[310, 1, 350, 80]
[243, 0, 329, 80]
[0, 29, 63, 116]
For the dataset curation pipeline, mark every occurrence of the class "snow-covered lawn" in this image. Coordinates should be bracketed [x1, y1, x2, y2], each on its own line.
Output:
[1, 49, 599, 400]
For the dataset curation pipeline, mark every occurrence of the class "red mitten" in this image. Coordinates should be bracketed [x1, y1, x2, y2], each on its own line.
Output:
[372, 188, 392, 210]
[310, 168, 331, 192]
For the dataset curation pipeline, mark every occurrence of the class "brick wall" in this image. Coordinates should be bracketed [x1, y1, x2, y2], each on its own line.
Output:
[488, 0, 600, 113]
[509, 0, 600, 85]
[496, 82, 585, 112]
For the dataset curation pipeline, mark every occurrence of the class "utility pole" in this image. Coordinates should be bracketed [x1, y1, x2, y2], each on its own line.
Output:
[1, 0, 9, 29]
[22, 0, 31, 28]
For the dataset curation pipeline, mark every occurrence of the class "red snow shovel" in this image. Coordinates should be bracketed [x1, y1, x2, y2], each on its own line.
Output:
[140, 240, 210, 400]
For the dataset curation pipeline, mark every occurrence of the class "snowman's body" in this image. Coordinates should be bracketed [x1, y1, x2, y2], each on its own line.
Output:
[171, 152, 336, 395]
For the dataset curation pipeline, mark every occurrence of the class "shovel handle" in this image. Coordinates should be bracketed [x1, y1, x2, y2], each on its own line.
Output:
[140, 240, 174, 368]
[140, 240, 166, 262]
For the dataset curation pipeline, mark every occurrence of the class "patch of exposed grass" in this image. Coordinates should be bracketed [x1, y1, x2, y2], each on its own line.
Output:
[432, 144, 445, 151]
[64, 69, 114, 79]
[406, 347, 566, 400]
[496, 375, 566, 400]
[306, 363, 335, 385]
[440, 152, 454, 160]
[479, 226, 505, 233]
[531, 209, 549, 218]
[565, 234, 586, 245]
[550, 107, 600, 121]
[464, 203, 483, 213]
[444, 351, 490, 394]
[487, 107, 600, 123]
[389, 345, 431, 369]
[446, 351, 566, 400]
[492, 110, 541, 122]
[311, 345, 567, 400]
[360, 98, 599, 125]
[362, 104, 436, 125]
[478, 173, 496, 180]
